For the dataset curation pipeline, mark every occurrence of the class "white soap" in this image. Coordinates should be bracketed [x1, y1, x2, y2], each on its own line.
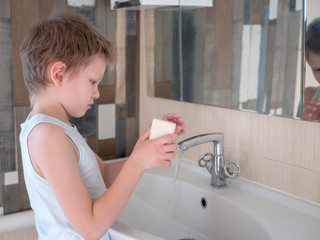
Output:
[149, 119, 176, 140]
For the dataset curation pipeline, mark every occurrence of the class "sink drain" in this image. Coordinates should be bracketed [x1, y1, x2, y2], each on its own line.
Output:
[200, 197, 207, 208]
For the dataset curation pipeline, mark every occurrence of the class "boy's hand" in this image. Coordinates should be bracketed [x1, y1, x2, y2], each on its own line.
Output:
[161, 113, 187, 135]
[303, 98, 320, 122]
[128, 113, 185, 173]
[130, 129, 178, 172]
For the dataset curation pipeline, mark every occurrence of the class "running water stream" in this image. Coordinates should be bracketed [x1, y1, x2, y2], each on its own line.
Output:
[166, 149, 206, 240]
[171, 148, 186, 193]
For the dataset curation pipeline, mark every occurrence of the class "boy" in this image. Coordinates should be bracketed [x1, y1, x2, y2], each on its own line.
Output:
[19, 11, 186, 239]
[302, 17, 320, 121]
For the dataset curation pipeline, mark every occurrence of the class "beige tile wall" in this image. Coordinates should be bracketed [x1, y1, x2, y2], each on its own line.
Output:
[0, 227, 37, 240]
[138, 12, 320, 204]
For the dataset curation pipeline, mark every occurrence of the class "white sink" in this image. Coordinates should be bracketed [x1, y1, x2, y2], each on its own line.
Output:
[2, 158, 318, 240]
[112, 159, 320, 240]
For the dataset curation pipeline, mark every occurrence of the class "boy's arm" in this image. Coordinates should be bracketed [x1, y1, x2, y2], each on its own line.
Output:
[95, 153, 126, 188]
[28, 123, 177, 240]
[96, 113, 186, 188]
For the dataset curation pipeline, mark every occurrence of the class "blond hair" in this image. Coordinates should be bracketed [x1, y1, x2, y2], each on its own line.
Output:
[20, 11, 116, 96]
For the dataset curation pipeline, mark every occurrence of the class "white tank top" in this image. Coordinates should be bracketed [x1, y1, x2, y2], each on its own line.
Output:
[20, 113, 110, 240]
[311, 87, 320, 101]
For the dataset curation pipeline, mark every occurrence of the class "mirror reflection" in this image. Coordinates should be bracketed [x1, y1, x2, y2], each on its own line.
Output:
[146, 0, 303, 119]
[303, 0, 320, 122]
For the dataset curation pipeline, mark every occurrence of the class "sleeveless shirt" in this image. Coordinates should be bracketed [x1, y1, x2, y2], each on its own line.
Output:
[20, 114, 110, 240]
[311, 87, 320, 101]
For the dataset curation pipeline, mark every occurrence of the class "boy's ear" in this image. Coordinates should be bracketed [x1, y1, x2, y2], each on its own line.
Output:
[50, 62, 67, 87]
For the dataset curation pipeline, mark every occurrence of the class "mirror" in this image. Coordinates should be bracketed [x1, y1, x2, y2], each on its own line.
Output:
[145, 0, 305, 119]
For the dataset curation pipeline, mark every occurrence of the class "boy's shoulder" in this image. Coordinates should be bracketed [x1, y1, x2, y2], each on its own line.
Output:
[28, 121, 80, 161]
[28, 122, 68, 146]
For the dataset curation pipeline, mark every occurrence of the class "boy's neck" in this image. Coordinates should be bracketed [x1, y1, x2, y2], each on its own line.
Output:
[31, 91, 71, 126]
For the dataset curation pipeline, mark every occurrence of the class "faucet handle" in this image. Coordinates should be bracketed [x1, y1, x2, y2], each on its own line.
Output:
[224, 161, 240, 178]
[198, 153, 214, 172]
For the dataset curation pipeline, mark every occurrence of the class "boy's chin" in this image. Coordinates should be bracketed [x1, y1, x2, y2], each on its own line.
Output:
[68, 112, 87, 119]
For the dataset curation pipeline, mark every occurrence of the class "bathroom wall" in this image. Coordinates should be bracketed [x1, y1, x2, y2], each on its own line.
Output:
[0, 0, 139, 215]
[139, 11, 320, 204]
[0, 227, 37, 240]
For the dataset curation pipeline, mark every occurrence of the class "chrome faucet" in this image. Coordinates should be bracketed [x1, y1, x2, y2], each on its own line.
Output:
[178, 133, 240, 188]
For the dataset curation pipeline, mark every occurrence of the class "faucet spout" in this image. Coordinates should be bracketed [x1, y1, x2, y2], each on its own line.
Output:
[178, 133, 223, 155]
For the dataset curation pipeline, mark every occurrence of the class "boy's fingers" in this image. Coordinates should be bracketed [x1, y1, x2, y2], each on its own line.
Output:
[138, 128, 151, 142]
[158, 133, 178, 144]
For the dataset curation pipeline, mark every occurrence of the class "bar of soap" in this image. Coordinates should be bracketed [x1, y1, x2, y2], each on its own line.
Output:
[149, 119, 176, 140]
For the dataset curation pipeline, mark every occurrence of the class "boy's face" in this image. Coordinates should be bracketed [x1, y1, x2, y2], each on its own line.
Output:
[307, 51, 320, 84]
[61, 54, 107, 118]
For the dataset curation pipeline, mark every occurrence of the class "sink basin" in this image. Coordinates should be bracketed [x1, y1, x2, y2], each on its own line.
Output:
[111, 159, 320, 240]
[1, 158, 319, 240]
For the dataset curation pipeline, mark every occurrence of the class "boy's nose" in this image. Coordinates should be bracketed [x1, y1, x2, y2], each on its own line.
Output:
[93, 87, 100, 99]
